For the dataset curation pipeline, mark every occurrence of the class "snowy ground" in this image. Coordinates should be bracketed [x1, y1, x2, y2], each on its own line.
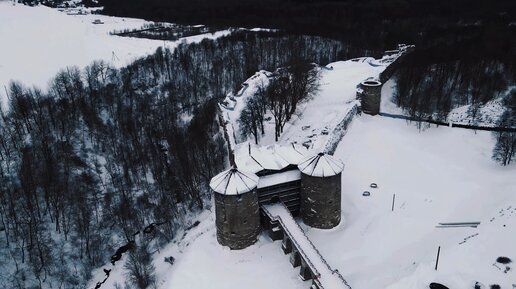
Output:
[115, 114, 514, 289]
[225, 58, 385, 152]
[276, 60, 383, 149]
[316, 116, 516, 289]
[0, 1, 230, 106]
[151, 51, 515, 289]
[148, 116, 515, 289]
[87, 209, 307, 289]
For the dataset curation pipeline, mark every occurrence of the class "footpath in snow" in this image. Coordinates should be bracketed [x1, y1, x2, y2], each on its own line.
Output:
[263, 203, 352, 289]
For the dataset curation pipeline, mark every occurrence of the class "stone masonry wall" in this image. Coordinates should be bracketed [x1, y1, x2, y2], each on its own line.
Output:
[300, 173, 342, 229]
[360, 81, 382, 115]
[214, 190, 261, 249]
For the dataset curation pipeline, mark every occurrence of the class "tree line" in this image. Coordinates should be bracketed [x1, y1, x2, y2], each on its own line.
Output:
[97, 0, 515, 51]
[390, 20, 515, 166]
[0, 31, 349, 289]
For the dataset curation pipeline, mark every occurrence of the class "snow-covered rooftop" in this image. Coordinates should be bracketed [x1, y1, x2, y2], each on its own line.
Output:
[257, 169, 301, 189]
[251, 147, 290, 171]
[274, 143, 311, 165]
[298, 153, 345, 177]
[209, 167, 259, 195]
[235, 144, 311, 173]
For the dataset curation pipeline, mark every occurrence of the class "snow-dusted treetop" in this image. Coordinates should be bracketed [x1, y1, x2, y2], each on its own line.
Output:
[298, 153, 344, 177]
[209, 167, 259, 195]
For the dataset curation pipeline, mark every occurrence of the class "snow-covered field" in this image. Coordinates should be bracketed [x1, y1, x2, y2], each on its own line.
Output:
[0, 1, 230, 106]
[320, 116, 516, 289]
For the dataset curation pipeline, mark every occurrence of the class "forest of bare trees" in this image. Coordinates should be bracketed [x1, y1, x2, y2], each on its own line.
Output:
[391, 21, 515, 166]
[239, 62, 320, 144]
[394, 56, 515, 166]
[0, 31, 348, 289]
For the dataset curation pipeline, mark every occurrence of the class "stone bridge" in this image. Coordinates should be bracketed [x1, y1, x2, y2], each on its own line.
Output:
[261, 203, 352, 289]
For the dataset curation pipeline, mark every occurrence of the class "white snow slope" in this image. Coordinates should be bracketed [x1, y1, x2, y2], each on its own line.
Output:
[0, 2, 230, 106]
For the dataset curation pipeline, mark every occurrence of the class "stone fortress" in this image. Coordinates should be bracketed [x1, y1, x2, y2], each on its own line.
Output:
[209, 145, 351, 289]
[209, 145, 344, 250]
[209, 44, 416, 288]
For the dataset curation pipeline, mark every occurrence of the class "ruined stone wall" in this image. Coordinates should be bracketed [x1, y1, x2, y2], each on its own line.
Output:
[379, 46, 415, 83]
[323, 104, 359, 154]
[214, 190, 261, 249]
[300, 173, 341, 229]
[217, 107, 235, 166]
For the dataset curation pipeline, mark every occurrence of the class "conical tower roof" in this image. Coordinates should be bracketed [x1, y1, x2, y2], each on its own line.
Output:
[209, 167, 259, 195]
[298, 152, 344, 177]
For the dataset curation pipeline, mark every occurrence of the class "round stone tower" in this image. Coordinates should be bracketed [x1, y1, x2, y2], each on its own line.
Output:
[209, 167, 261, 249]
[360, 80, 382, 115]
[298, 153, 344, 229]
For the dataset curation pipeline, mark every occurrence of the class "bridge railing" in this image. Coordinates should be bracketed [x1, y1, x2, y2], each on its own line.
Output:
[262, 205, 321, 276]
[262, 204, 351, 289]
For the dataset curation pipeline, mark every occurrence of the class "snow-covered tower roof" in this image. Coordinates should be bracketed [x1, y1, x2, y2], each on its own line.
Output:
[209, 167, 259, 195]
[298, 152, 344, 177]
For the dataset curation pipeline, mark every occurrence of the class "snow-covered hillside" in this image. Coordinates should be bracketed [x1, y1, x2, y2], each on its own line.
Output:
[0, 1, 229, 106]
